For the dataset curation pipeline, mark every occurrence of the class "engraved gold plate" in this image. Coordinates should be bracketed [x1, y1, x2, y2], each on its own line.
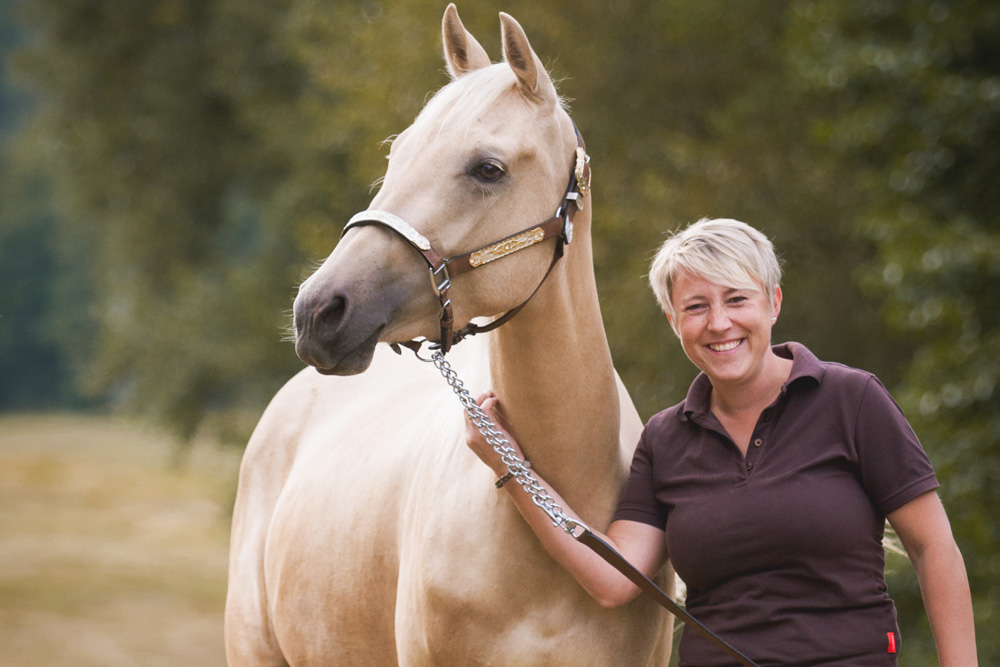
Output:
[575, 147, 591, 196]
[469, 227, 546, 267]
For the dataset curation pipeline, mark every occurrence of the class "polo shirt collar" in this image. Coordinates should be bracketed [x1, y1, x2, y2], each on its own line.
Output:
[681, 341, 826, 421]
[776, 341, 826, 387]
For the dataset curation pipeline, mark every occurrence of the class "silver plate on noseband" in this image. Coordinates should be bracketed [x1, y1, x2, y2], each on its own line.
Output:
[345, 210, 432, 251]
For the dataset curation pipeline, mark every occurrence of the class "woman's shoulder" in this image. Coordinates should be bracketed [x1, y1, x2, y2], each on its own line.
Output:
[641, 399, 691, 441]
[783, 341, 880, 394]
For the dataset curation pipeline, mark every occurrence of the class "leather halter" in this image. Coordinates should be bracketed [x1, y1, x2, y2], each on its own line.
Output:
[341, 124, 591, 356]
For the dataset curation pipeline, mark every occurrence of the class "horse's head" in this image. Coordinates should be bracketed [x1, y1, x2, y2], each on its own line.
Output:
[293, 5, 586, 375]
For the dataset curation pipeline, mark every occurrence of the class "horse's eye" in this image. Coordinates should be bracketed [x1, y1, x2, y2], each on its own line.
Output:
[473, 160, 505, 182]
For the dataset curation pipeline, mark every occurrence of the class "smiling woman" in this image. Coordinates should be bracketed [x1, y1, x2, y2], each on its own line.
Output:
[467, 217, 977, 666]
[648, 219, 788, 423]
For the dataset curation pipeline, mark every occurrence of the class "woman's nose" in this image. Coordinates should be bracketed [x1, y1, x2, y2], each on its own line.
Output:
[707, 307, 731, 332]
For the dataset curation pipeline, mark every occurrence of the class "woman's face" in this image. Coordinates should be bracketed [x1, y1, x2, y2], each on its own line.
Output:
[668, 270, 781, 390]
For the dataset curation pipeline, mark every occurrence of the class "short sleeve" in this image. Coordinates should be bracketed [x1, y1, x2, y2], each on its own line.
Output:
[614, 427, 668, 527]
[854, 376, 939, 515]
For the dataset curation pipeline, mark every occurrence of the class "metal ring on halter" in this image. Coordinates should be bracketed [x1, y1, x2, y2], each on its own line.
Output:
[430, 264, 452, 298]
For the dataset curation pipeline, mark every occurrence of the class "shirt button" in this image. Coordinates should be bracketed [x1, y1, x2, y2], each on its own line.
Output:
[746, 461, 753, 470]
[754, 438, 763, 447]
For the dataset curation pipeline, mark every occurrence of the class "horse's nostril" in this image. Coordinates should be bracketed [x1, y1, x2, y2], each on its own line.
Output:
[317, 296, 347, 334]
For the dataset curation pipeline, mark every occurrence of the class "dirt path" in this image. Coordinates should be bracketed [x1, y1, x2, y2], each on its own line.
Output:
[0, 413, 241, 666]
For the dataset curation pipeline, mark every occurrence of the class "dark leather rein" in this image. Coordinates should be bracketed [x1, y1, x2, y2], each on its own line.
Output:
[341, 124, 591, 356]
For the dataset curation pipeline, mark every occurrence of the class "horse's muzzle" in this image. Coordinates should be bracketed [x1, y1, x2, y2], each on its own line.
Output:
[293, 289, 385, 375]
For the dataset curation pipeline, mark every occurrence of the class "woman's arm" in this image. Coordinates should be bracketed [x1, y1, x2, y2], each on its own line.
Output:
[465, 392, 668, 608]
[887, 491, 977, 666]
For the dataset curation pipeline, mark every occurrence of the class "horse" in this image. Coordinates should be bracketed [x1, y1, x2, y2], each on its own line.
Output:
[225, 5, 674, 665]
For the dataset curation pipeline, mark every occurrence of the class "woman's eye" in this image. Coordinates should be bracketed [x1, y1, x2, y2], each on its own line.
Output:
[473, 160, 505, 182]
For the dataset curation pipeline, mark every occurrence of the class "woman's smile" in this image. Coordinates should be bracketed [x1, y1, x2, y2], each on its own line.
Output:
[707, 339, 745, 353]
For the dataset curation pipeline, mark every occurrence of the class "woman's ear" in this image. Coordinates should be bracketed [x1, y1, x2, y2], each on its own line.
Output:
[771, 285, 783, 322]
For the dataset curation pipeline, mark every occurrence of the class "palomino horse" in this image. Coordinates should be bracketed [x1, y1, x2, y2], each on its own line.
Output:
[225, 6, 673, 665]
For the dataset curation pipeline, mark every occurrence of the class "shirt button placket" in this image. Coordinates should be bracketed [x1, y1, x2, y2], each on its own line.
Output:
[745, 438, 763, 475]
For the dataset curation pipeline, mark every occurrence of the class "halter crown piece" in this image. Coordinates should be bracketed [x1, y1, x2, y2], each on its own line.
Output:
[341, 124, 591, 357]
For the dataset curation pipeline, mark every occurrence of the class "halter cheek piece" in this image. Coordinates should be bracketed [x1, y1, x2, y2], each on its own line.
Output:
[341, 125, 591, 356]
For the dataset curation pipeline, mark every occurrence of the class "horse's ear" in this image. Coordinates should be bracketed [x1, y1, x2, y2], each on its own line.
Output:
[499, 12, 557, 105]
[443, 4, 490, 79]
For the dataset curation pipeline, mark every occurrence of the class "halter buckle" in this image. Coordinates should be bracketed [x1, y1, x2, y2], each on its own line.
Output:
[564, 191, 584, 211]
[429, 263, 452, 297]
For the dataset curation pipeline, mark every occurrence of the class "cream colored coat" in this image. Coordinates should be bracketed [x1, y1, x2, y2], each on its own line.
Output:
[225, 6, 673, 665]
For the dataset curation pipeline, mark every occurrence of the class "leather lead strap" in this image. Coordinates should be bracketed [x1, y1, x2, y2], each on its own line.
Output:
[575, 529, 761, 667]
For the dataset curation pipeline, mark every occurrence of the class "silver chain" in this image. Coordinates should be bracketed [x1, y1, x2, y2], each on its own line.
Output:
[430, 351, 586, 536]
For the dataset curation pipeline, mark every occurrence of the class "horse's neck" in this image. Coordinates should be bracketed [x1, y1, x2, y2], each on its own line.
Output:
[488, 221, 625, 525]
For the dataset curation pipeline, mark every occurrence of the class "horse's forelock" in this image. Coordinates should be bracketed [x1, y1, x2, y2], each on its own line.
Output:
[411, 64, 567, 140]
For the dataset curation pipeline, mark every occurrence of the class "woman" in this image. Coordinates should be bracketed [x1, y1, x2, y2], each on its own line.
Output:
[465, 218, 977, 665]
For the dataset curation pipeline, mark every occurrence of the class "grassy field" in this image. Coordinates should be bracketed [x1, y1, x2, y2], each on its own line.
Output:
[0, 413, 241, 666]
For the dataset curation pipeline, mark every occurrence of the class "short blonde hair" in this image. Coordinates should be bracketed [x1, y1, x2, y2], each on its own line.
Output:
[648, 218, 782, 322]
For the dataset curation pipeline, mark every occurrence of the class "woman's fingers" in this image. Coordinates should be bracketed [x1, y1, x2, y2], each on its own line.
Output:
[465, 391, 519, 474]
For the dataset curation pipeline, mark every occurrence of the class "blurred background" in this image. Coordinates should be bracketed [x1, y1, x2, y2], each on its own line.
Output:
[0, 0, 996, 663]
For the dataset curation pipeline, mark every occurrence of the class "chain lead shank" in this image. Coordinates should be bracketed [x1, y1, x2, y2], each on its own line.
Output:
[430, 351, 586, 536]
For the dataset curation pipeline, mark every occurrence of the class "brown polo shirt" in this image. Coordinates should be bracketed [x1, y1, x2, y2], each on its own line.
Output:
[615, 342, 939, 666]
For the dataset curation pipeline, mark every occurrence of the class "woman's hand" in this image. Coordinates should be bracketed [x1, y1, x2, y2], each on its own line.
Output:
[464, 390, 525, 477]
[463, 390, 668, 608]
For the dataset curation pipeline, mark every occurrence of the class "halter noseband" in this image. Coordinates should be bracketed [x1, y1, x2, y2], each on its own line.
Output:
[341, 125, 591, 356]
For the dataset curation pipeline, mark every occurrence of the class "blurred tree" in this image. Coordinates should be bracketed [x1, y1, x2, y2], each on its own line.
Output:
[0, 0, 81, 409]
[0, 168, 76, 409]
[789, 0, 1000, 661]
[9, 0, 320, 439]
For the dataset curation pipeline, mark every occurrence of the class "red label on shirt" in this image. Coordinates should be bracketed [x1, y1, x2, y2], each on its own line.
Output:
[887, 632, 897, 653]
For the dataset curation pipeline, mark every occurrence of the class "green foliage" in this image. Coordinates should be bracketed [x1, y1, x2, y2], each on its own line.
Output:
[8, 0, 316, 437]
